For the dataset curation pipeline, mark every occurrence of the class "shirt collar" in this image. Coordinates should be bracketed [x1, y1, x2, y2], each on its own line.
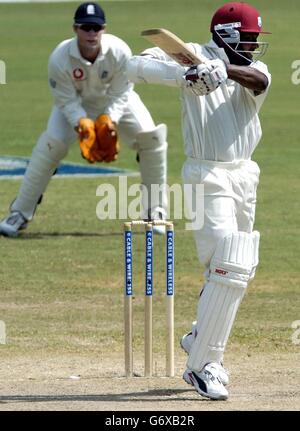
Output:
[69, 37, 108, 64]
[205, 39, 229, 62]
[70, 38, 84, 60]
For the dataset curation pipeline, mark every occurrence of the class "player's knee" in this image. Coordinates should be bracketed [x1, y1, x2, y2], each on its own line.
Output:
[195, 230, 226, 268]
[35, 131, 70, 161]
[196, 242, 215, 268]
[209, 231, 260, 289]
[135, 124, 168, 151]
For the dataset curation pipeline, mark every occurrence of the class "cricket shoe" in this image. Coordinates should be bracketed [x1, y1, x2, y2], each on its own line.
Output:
[183, 363, 228, 401]
[180, 323, 229, 386]
[0, 211, 28, 237]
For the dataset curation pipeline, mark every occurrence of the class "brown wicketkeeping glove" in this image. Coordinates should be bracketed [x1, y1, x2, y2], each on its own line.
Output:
[78, 118, 98, 163]
[94, 114, 120, 162]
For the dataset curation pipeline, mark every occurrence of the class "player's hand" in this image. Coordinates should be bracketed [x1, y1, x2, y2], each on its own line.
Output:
[205, 58, 228, 89]
[94, 114, 120, 163]
[77, 118, 98, 163]
[183, 64, 213, 96]
[184, 59, 227, 96]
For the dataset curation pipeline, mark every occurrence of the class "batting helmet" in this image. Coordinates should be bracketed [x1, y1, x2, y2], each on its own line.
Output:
[210, 2, 270, 34]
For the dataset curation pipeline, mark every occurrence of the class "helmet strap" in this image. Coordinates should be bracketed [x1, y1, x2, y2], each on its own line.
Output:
[213, 30, 252, 66]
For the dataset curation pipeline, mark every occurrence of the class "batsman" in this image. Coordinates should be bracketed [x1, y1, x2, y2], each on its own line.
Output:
[0, 2, 168, 237]
[127, 2, 271, 400]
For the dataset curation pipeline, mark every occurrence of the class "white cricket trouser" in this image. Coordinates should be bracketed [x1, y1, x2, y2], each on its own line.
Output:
[182, 158, 260, 270]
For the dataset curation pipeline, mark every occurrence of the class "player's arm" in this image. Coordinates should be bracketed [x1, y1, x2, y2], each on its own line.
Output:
[104, 41, 133, 123]
[48, 55, 86, 128]
[226, 64, 269, 93]
[126, 49, 187, 88]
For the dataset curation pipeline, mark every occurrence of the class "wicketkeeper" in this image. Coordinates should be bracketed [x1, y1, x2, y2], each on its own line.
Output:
[127, 1, 271, 400]
[0, 2, 168, 237]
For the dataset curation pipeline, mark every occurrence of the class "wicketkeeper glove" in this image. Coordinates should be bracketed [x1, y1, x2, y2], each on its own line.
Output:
[184, 59, 228, 96]
[78, 118, 98, 163]
[77, 115, 120, 163]
[94, 114, 120, 163]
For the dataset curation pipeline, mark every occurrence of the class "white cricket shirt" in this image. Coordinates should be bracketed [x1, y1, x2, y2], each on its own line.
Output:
[48, 34, 134, 128]
[141, 40, 271, 162]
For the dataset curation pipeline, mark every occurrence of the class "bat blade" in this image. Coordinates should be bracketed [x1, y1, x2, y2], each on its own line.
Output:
[141, 28, 207, 66]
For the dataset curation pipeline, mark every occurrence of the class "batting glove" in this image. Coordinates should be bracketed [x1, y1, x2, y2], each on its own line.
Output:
[184, 59, 228, 96]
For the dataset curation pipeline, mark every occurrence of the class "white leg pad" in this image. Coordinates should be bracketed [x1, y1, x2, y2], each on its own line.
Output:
[210, 231, 255, 288]
[187, 231, 256, 371]
[136, 124, 168, 218]
[11, 132, 69, 220]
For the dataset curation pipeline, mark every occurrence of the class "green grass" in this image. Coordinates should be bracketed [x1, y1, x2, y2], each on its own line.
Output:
[0, 1, 299, 362]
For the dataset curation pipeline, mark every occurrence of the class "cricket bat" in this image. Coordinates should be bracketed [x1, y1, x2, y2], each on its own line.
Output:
[141, 28, 208, 66]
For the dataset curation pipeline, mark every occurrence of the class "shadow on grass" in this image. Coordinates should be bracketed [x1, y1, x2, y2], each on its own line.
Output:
[15, 230, 161, 239]
[17, 231, 124, 239]
[0, 388, 202, 404]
